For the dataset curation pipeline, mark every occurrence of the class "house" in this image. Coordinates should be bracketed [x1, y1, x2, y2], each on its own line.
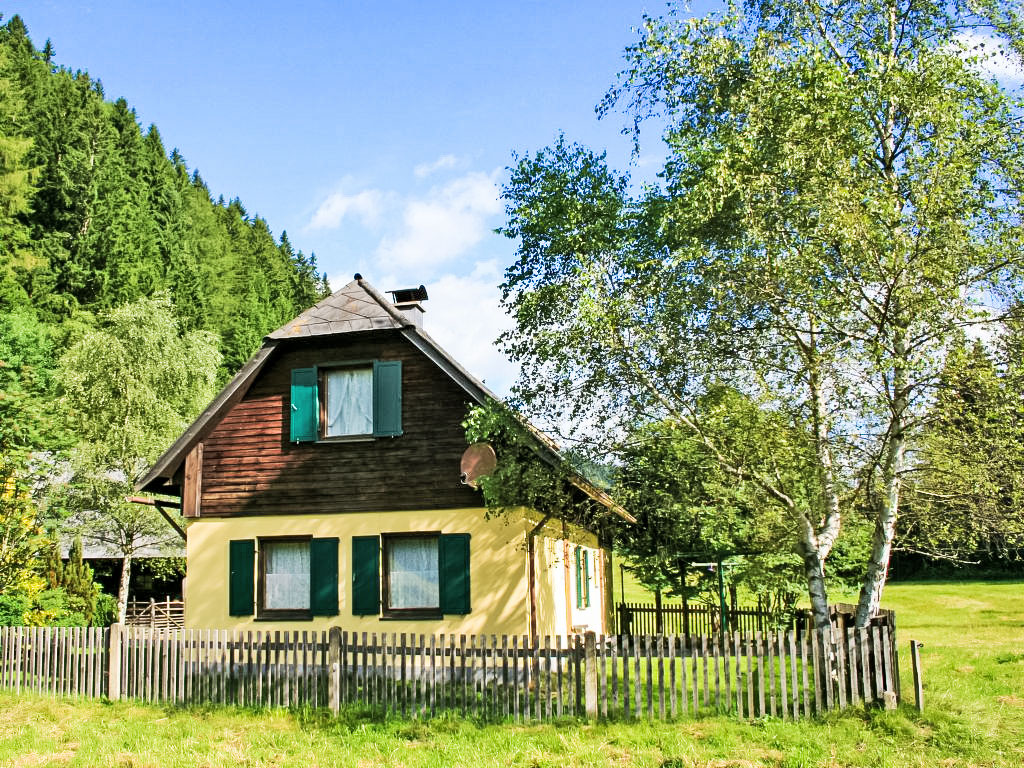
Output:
[135, 276, 632, 637]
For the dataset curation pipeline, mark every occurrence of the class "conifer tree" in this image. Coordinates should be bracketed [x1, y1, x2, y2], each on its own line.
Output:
[0, 44, 37, 309]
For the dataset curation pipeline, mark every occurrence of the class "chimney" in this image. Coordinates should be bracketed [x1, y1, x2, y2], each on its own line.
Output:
[387, 285, 428, 328]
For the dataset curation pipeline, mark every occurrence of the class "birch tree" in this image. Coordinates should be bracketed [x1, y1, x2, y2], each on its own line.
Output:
[498, 0, 1024, 627]
[57, 294, 219, 622]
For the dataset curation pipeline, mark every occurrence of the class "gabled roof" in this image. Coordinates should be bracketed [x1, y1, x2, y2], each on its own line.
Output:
[267, 278, 404, 338]
[136, 277, 632, 522]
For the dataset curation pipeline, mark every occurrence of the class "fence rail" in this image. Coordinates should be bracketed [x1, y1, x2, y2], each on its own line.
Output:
[616, 601, 896, 640]
[617, 602, 788, 636]
[125, 599, 185, 629]
[0, 623, 902, 721]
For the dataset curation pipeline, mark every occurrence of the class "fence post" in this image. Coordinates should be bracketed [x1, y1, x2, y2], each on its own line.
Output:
[107, 623, 123, 701]
[910, 640, 924, 713]
[328, 627, 342, 715]
[683, 600, 690, 645]
[584, 631, 598, 719]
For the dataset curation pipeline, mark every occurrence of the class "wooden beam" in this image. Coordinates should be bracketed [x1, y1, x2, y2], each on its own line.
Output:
[125, 496, 181, 509]
[182, 443, 203, 519]
[125, 496, 186, 541]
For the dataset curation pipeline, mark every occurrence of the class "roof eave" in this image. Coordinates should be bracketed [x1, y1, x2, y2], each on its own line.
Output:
[135, 341, 279, 493]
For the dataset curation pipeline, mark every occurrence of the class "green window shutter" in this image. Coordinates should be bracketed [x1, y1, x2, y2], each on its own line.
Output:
[583, 550, 591, 608]
[290, 367, 318, 442]
[229, 539, 255, 616]
[575, 546, 583, 609]
[439, 533, 471, 614]
[372, 360, 402, 437]
[352, 535, 380, 615]
[310, 537, 339, 616]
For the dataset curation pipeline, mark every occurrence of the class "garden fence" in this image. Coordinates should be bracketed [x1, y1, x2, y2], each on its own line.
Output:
[0, 623, 902, 721]
[125, 598, 185, 629]
[615, 600, 895, 639]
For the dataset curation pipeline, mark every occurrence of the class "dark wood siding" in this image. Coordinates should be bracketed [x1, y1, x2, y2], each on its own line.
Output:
[198, 331, 483, 516]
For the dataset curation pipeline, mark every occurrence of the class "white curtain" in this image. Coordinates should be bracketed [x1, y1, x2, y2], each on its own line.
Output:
[325, 368, 373, 436]
[265, 541, 310, 610]
[388, 538, 439, 609]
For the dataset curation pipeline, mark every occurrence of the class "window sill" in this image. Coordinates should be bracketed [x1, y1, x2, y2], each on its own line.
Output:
[379, 611, 444, 621]
[315, 435, 375, 444]
[256, 612, 313, 622]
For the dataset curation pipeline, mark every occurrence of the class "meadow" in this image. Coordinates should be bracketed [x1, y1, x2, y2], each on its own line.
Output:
[1, 580, 1021, 767]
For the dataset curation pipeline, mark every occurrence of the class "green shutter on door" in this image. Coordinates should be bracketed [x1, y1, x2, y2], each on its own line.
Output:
[309, 537, 339, 616]
[352, 535, 380, 615]
[229, 539, 255, 616]
[290, 367, 318, 442]
[372, 360, 402, 437]
[439, 533, 471, 614]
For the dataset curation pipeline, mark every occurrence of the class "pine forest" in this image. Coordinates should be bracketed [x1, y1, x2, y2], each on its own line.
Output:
[0, 15, 329, 624]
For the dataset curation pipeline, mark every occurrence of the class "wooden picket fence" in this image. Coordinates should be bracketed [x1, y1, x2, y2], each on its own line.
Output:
[125, 598, 185, 629]
[617, 601, 789, 637]
[0, 624, 903, 720]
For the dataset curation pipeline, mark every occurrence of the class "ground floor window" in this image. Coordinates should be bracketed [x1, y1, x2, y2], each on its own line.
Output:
[352, 532, 470, 618]
[262, 539, 311, 615]
[228, 536, 339, 619]
[575, 546, 591, 609]
[384, 534, 440, 617]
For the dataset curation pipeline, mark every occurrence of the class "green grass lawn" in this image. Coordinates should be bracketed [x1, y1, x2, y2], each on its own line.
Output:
[2, 581, 1022, 767]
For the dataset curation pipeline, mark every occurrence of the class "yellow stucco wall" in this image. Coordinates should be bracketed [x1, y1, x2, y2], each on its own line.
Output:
[184, 508, 610, 639]
[532, 519, 604, 637]
[184, 508, 533, 636]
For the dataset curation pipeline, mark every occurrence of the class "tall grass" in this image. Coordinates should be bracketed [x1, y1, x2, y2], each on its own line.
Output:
[1, 581, 1021, 767]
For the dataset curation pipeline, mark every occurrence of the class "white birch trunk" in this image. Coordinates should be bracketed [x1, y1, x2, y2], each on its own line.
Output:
[802, 543, 832, 629]
[117, 553, 132, 625]
[856, 330, 908, 627]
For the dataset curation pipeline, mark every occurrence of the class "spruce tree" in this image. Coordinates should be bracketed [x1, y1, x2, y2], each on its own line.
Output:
[0, 44, 37, 309]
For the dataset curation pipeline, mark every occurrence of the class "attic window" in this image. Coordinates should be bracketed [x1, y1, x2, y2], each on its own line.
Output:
[289, 361, 403, 442]
[323, 367, 373, 437]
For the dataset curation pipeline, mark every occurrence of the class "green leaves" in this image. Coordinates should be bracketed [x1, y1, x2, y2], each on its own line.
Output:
[498, 0, 1024, 625]
[58, 293, 220, 469]
[464, 401, 585, 522]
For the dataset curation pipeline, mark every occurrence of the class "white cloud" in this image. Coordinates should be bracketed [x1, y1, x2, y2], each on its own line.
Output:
[307, 188, 385, 230]
[954, 32, 1023, 82]
[414, 261, 519, 396]
[414, 154, 462, 178]
[376, 171, 502, 272]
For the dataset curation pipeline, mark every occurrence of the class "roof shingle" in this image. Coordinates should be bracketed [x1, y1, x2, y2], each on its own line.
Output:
[268, 280, 404, 338]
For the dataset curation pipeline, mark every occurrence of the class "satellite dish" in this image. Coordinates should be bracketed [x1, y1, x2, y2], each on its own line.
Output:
[460, 443, 497, 488]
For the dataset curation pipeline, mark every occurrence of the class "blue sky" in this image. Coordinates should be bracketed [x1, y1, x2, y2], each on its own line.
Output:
[4, 0, 696, 394]
[5, 2, 1020, 394]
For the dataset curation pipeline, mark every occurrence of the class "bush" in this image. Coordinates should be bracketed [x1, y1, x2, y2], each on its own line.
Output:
[0, 591, 31, 625]
[94, 592, 117, 626]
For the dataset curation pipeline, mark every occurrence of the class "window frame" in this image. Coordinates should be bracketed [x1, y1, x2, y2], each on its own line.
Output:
[257, 535, 313, 621]
[381, 531, 443, 620]
[575, 546, 591, 610]
[290, 360, 402, 444]
[317, 361, 375, 442]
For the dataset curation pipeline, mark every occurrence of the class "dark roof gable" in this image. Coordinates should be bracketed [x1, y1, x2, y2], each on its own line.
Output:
[136, 277, 631, 521]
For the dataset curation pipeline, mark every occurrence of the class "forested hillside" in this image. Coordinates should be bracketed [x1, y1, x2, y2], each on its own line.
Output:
[0, 14, 330, 624]
[0, 14, 328, 390]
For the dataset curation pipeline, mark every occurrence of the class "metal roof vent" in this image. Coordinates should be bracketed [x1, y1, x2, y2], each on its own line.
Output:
[388, 285, 428, 328]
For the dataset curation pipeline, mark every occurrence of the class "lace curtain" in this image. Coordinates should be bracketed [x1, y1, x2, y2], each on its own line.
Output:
[265, 541, 310, 610]
[388, 537, 439, 609]
[325, 368, 373, 436]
